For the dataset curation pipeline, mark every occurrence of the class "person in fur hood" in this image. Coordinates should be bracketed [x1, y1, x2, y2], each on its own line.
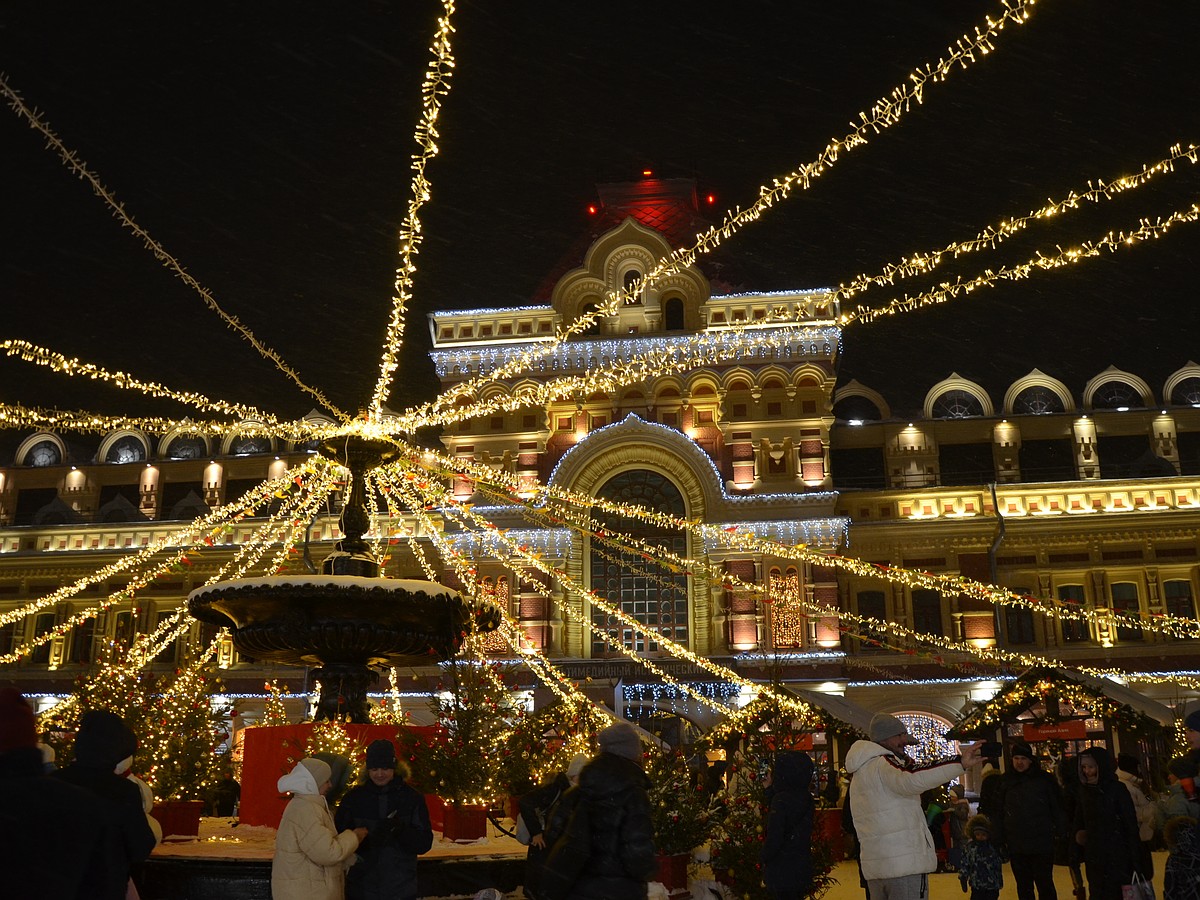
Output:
[272, 757, 367, 900]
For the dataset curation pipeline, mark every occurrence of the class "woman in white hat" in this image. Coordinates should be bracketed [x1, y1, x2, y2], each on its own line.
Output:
[272, 757, 368, 900]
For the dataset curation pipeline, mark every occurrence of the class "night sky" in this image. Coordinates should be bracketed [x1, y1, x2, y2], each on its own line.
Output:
[1, 0, 1198, 447]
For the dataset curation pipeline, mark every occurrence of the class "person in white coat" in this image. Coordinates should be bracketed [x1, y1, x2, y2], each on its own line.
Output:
[272, 757, 368, 900]
[845, 714, 982, 900]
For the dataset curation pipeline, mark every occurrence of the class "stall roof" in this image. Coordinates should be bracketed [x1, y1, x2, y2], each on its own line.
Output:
[787, 686, 874, 736]
[949, 666, 1174, 737]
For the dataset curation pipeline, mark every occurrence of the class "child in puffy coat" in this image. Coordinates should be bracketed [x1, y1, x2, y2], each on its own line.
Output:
[959, 814, 1004, 900]
[1164, 815, 1200, 900]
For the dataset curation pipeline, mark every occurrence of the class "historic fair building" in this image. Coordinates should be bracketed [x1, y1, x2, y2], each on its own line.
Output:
[1, 176, 1199, 764]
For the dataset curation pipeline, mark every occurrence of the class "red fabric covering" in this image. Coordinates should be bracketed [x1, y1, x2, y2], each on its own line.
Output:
[240, 723, 434, 828]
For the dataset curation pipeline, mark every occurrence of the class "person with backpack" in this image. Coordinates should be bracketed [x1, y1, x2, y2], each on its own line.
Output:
[540, 723, 656, 900]
[519, 754, 586, 900]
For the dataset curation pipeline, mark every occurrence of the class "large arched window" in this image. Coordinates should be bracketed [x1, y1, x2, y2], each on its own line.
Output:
[1012, 385, 1065, 415]
[932, 389, 984, 419]
[590, 470, 688, 656]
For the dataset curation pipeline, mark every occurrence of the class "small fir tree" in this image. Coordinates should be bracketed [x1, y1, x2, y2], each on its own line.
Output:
[397, 655, 525, 806]
[644, 746, 717, 855]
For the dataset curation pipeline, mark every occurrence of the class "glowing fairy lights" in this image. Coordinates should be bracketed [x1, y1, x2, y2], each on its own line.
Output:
[369, 0, 458, 421]
[407, 0, 1040, 426]
[0, 78, 348, 422]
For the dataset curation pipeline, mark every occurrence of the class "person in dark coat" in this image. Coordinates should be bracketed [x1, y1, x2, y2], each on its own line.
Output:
[1056, 757, 1086, 900]
[54, 708, 158, 900]
[994, 742, 1066, 900]
[1074, 746, 1142, 900]
[540, 722, 656, 900]
[520, 753, 587, 900]
[334, 739, 433, 900]
[761, 750, 815, 900]
[0, 689, 106, 900]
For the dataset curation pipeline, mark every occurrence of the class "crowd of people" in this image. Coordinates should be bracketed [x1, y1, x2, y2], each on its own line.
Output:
[7, 685, 1200, 900]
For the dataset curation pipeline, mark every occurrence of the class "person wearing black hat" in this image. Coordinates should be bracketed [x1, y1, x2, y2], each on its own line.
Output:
[54, 709, 158, 900]
[334, 739, 432, 900]
[992, 742, 1066, 900]
[540, 722, 656, 900]
[0, 689, 107, 900]
[845, 713, 982, 900]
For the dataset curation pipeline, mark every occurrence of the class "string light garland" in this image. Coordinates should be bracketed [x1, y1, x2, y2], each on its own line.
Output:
[0, 338, 303, 431]
[408, 0, 1040, 425]
[0, 76, 348, 422]
[369, 0, 458, 420]
[834, 143, 1198, 305]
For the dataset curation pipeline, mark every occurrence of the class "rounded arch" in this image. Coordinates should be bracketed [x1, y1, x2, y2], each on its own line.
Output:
[1083, 366, 1154, 410]
[721, 369, 756, 393]
[16, 432, 66, 468]
[548, 414, 720, 517]
[894, 710, 962, 764]
[1164, 362, 1200, 408]
[924, 374, 994, 419]
[1004, 369, 1074, 415]
[158, 428, 210, 460]
[832, 380, 891, 421]
[98, 430, 150, 465]
[220, 422, 276, 457]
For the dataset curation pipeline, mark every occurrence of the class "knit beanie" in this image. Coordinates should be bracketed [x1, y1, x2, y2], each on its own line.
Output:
[1117, 753, 1140, 776]
[598, 722, 642, 761]
[1010, 742, 1034, 760]
[300, 757, 332, 788]
[365, 739, 397, 770]
[1168, 756, 1198, 780]
[0, 688, 36, 753]
[74, 709, 137, 770]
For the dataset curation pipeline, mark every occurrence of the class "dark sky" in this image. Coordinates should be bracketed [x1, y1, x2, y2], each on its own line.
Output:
[1, 1, 1198, 438]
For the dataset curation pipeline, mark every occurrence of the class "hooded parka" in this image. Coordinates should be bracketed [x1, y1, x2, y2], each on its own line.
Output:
[272, 761, 361, 900]
[761, 751, 815, 899]
[844, 738, 965, 881]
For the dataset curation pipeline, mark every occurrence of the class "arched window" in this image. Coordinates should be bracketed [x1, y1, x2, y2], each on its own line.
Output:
[623, 269, 643, 305]
[1012, 386, 1065, 415]
[664, 297, 684, 331]
[832, 395, 883, 423]
[24, 439, 62, 467]
[1092, 380, 1143, 410]
[166, 436, 207, 460]
[1170, 377, 1200, 407]
[590, 470, 688, 656]
[105, 435, 146, 464]
[932, 390, 984, 419]
[232, 436, 271, 456]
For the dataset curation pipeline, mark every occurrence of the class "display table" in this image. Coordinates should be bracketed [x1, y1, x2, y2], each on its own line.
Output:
[140, 817, 527, 900]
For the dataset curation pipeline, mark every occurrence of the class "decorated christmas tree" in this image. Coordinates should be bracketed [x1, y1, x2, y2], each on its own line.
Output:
[398, 654, 525, 806]
[499, 697, 606, 796]
[644, 745, 717, 855]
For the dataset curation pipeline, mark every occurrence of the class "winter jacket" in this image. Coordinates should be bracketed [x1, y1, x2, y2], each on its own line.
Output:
[519, 773, 570, 900]
[1158, 784, 1200, 833]
[540, 752, 656, 900]
[334, 776, 433, 900]
[1074, 747, 1141, 900]
[761, 751, 815, 898]
[53, 711, 158, 900]
[1, 745, 107, 900]
[272, 765, 361, 900]
[993, 764, 1067, 854]
[1117, 768, 1156, 841]
[960, 836, 1004, 892]
[1164, 816, 1200, 900]
[844, 738, 965, 881]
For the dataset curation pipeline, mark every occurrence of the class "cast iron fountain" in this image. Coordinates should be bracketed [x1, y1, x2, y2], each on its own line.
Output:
[188, 435, 501, 722]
